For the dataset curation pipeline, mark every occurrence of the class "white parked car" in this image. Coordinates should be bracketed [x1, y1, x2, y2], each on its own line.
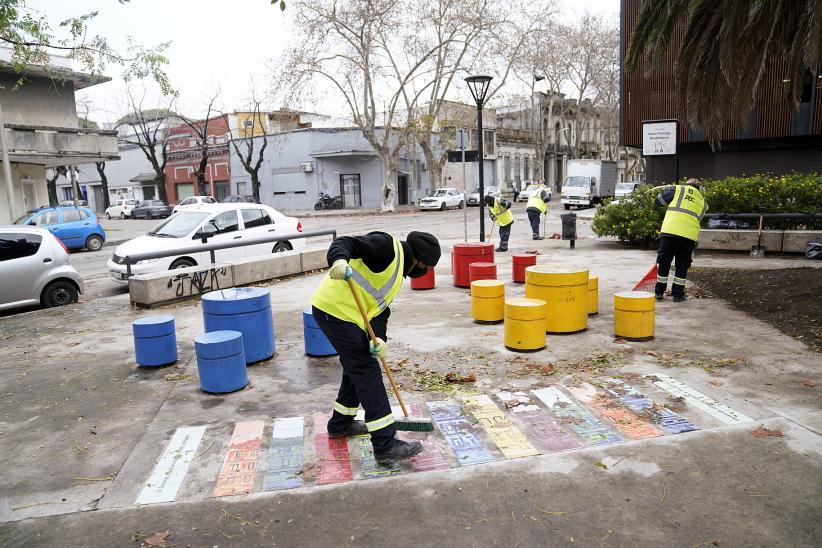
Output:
[107, 203, 305, 284]
[418, 188, 465, 210]
[517, 183, 552, 203]
[467, 185, 501, 206]
[105, 199, 139, 219]
[612, 181, 641, 203]
[172, 195, 217, 214]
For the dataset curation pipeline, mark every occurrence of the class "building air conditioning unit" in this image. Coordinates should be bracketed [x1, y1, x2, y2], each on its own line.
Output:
[300, 162, 314, 172]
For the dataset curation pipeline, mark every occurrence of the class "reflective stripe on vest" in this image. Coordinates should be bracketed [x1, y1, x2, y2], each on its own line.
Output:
[660, 185, 706, 241]
[526, 187, 547, 213]
[490, 198, 514, 226]
[310, 237, 404, 331]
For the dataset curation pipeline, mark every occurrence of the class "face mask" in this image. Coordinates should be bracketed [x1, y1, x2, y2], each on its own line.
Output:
[407, 264, 429, 278]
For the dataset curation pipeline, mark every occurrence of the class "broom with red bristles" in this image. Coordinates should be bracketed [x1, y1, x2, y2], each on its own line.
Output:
[633, 264, 658, 292]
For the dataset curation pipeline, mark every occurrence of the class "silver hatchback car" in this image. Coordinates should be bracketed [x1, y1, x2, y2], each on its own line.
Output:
[0, 225, 84, 312]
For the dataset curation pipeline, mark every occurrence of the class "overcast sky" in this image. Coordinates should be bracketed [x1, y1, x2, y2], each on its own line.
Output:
[32, 0, 619, 124]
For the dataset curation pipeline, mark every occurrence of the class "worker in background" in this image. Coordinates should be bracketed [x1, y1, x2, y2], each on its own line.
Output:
[526, 183, 551, 240]
[655, 179, 708, 302]
[512, 180, 521, 202]
[311, 231, 441, 463]
[485, 194, 514, 252]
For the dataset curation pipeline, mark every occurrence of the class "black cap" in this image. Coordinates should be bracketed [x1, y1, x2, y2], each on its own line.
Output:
[406, 231, 441, 266]
[484, 194, 495, 206]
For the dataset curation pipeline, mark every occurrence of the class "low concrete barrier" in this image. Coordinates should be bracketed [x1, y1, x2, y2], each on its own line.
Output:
[698, 229, 822, 253]
[129, 245, 330, 308]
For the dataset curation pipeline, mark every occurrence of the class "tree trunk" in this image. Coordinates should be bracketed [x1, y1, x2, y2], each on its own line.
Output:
[251, 171, 261, 203]
[419, 142, 443, 194]
[380, 153, 397, 212]
[155, 174, 168, 203]
[96, 162, 110, 210]
[197, 172, 207, 197]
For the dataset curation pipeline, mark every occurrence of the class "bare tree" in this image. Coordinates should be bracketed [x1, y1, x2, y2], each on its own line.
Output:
[227, 94, 269, 204]
[45, 166, 67, 206]
[117, 87, 176, 204]
[563, 15, 616, 159]
[180, 92, 221, 197]
[283, 0, 449, 212]
[95, 162, 111, 209]
[403, 0, 554, 191]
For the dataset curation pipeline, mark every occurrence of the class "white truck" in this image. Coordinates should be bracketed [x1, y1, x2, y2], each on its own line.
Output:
[560, 159, 618, 209]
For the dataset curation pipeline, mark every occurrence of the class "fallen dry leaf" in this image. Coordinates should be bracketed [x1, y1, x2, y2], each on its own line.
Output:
[709, 380, 724, 387]
[800, 379, 816, 388]
[646, 351, 659, 357]
[143, 530, 171, 547]
[444, 372, 477, 384]
[750, 425, 783, 438]
[613, 338, 627, 344]
[540, 363, 555, 375]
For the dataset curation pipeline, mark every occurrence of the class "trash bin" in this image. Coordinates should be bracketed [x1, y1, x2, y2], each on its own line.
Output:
[560, 213, 577, 248]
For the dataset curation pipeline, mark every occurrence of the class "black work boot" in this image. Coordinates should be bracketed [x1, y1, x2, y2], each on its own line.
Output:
[673, 294, 687, 303]
[495, 246, 508, 252]
[655, 292, 664, 301]
[532, 235, 544, 240]
[328, 420, 369, 438]
[374, 439, 423, 463]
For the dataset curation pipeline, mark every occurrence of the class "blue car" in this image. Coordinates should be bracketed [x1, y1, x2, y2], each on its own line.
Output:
[15, 206, 106, 252]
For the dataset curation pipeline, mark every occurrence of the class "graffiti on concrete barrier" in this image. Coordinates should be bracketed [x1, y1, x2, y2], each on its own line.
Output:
[167, 267, 227, 297]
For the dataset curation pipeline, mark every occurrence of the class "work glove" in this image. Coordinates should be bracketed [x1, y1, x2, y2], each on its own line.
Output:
[369, 337, 388, 359]
[490, 214, 496, 221]
[329, 259, 352, 280]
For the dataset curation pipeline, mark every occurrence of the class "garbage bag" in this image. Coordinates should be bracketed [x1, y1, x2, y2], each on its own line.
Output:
[806, 242, 822, 260]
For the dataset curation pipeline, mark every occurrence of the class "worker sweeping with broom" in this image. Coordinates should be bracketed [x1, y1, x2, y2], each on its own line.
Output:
[311, 231, 441, 463]
[655, 178, 708, 302]
[526, 183, 551, 240]
[485, 194, 514, 252]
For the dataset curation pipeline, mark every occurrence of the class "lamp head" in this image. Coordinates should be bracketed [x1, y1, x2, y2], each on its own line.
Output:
[465, 74, 493, 105]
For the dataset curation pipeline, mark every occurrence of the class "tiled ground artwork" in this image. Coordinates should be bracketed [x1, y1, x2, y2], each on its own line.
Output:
[135, 375, 754, 505]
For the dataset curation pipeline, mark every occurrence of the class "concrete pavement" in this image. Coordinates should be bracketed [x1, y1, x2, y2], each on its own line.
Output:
[1, 213, 820, 547]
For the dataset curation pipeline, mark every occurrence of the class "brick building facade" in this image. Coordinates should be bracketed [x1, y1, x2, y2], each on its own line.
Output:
[165, 115, 231, 203]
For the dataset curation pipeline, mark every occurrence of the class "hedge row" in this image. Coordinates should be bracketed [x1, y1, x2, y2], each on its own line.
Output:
[592, 173, 822, 245]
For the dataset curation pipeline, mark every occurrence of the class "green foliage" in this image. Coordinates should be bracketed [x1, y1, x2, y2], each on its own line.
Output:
[0, 0, 172, 94]
[592, 186, 666, 246]
[593, 174, 822, 245]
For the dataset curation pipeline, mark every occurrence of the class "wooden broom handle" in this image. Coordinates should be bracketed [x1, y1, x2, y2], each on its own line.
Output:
[346, 277, 410, 417]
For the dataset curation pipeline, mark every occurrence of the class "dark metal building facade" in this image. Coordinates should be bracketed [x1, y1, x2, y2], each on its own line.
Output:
[620, 0, 822, 182]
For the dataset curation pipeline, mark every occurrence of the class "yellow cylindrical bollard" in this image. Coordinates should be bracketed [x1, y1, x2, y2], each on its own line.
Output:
[614, 291, 656, 340]
[471, 280, 505, 323]
[524, 265, 589, 333]
[587, 275, 599, 316]
[504, 298, 547, 351]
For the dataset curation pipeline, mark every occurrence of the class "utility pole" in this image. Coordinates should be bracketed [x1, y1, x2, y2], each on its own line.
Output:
[70, 165, 80, 205]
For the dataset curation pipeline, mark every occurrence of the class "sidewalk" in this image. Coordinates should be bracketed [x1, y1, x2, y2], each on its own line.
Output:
[1, 241, 819, 546]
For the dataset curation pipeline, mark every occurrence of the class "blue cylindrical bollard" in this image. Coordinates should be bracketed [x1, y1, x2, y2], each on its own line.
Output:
[303, 308, 337, 357]
[195, 330, 248, 393]
[132, 315, 177, 367]
[202, 288, 275, 364]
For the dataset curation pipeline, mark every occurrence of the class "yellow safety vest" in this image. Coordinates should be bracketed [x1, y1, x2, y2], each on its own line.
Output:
[490, 198, 514, 227]
[526, 187, 548, 214]
[660, 185, 707, 241]
[311, 237, 404, 331]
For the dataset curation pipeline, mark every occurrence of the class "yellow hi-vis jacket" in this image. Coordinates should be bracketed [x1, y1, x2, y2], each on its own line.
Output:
[661, 185, 708, 241]
[311, 237, 404, 331]
[490, 198, 514, 226]
[526, 186, 548, 213]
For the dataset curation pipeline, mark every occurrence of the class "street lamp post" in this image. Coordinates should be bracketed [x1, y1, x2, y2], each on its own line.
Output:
[465, 74, 493, 242]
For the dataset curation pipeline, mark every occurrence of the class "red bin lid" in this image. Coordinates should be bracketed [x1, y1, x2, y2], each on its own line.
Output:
[452, 242, 494, 256]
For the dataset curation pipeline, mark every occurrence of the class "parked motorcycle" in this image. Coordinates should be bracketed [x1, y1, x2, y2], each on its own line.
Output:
[314, 193, 343, 210]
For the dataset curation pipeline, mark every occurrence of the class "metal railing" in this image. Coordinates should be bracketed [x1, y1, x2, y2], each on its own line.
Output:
[122, 228, 337, 277]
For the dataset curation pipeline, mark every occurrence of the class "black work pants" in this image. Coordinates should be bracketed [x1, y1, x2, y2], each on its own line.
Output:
[312, 306, 395, 451]
[498, 222, 512, 249]
[527, 207, 542, 237]
[655, 234, 695, 297]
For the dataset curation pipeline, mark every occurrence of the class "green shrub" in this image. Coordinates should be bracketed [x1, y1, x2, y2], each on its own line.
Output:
[593, 173, 822, 245]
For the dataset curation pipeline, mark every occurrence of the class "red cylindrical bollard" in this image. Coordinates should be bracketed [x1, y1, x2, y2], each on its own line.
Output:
[451, 242, 495, 288]
[469, 262, 497, 285]
[410, 267, 435, 290]
[512, 254, 537, 284]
